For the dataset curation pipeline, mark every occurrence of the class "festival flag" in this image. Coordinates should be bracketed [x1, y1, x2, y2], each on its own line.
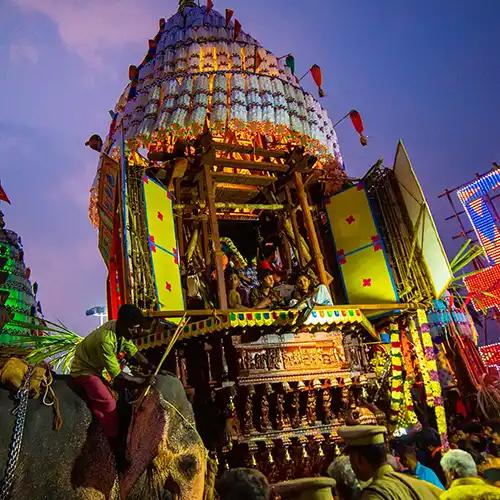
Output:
[206, 0, 213, 14]
[254, 47, 263, 72]
[225, 8, 234, 26]
[233, 19, 241, 40]
[310, 64, 325, 97]
[285, 54, 295, 75]
[0, 182, 11, 204]
[349, 109, 368, 146]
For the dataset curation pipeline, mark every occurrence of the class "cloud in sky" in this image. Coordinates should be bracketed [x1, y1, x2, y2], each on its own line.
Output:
[11, 0, 161, 67]
[9, 40, 39, 63]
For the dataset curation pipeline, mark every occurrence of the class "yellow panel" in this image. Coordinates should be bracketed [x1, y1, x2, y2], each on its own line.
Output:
[341, 246, 399, 304]
[143, 176, 184, 312]
[326, 185, 378, 253]
[393, 141, 453, 297]
[150, 246, 185, 311]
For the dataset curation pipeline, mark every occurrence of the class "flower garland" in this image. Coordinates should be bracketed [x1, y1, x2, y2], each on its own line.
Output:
[390, 324, 403, 417]
[417, 310, 449, 450]
[409, 318, 434, 407]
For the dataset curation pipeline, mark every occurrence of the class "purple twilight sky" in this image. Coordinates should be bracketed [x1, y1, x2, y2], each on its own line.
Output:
[0, 0, 499, 336]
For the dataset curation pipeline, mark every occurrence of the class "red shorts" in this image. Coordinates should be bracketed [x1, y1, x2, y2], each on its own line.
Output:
[73, 374, 118, 440]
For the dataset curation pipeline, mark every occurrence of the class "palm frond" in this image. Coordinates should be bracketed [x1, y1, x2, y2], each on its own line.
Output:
[449, 240, 484, 276]
[1, 316, 83, 374]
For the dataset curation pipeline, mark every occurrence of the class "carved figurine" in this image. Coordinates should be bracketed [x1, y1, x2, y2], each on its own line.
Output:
[275, 391, 288, 430]
[289, 390, 301, 429]
[227, 271, 246, 309]
[322, 387, 332, 424]
[306, 389, 317, 425]
[242, 386, 255, 435]
[260, 393, 270, 431]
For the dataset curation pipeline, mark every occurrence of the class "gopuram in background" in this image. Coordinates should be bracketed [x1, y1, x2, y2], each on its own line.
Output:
[88, 1, 495, 481]
[0, 206, 40, 365]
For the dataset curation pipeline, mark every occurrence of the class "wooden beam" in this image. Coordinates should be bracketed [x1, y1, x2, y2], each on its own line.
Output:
[213, 141, 288, 159]
[214, 157, 289, 173]
[293, 171, 329, 286]
[212, 171, 277, 186]
[143, 303, 412, 318]
[204, 164, 228, 309]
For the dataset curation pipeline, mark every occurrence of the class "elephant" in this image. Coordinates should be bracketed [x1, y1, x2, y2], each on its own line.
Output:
[0, 372, 207, 499]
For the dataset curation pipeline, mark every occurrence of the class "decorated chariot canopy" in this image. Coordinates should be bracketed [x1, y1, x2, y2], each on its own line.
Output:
[100, 1, 342, 163]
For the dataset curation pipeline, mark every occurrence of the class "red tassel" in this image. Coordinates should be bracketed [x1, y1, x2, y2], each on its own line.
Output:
[233, 19, 241, 40]
[310, 65, 325, 97]
[206, 0, 213, 13]
[225, 8, 234, 26]
[159, 18, 165, 31]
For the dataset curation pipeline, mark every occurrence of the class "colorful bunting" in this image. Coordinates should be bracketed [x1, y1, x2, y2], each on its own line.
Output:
[285, 54, 295, 75]
[0, 182, 11, 204]
[349, 109, 368, 146]
[310, 64, 325, 97]
[254, 47, 263, 72]
[233, 19, 241, 40]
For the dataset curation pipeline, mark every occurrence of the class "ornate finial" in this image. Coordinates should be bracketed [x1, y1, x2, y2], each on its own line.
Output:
[178, 0, 197, 12]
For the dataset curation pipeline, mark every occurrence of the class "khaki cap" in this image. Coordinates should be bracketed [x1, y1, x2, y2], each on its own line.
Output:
[271, 477, 336, 500]
[338, 425, 387, 447]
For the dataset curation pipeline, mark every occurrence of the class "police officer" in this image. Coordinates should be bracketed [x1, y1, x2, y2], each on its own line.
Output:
[338, 425, 442, 499]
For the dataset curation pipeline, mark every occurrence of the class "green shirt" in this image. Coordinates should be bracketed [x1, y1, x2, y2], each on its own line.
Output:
[361, 464, 442, 500]
[70, 320, 138, 379]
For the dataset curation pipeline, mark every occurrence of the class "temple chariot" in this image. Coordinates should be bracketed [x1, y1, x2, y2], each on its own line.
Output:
[88, 0, 489, 482]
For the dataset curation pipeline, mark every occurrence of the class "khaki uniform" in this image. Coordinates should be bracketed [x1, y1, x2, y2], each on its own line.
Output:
[271, 477, 336, 500]
[338, 425, 441, 500]
[361, 464, 441, 499]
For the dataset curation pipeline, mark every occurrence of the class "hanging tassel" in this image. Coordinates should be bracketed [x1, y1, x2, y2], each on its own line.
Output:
[349, 109, 368, 146]
[225, 8, 234, 26]
[233, 19, 241, 40]
[206, 0, 213, 13]
[285, 54, 295, 75]
[310, 64, 325, 97]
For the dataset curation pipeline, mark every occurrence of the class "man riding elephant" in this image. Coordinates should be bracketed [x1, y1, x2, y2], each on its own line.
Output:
[0, 306, 207, 499]
[70, 304, 154, 469]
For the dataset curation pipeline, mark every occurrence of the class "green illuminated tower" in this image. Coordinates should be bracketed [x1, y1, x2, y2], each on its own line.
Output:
[0, 210, 37, 334]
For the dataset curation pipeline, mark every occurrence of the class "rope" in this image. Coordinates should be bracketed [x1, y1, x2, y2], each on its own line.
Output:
[40, 368, 63, 431]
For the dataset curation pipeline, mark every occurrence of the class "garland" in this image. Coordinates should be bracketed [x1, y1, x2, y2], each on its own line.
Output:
[409, 318, 434, 407]
[390, 324, 403, 417]
[417, 310, 449, 450]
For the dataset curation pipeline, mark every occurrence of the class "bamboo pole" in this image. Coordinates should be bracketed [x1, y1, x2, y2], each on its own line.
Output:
[293, 172, 329, 286]
[285, 186, 306, 267]
[204, 164, 228, 309]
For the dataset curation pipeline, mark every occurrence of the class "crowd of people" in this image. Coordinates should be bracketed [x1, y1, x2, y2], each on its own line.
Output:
[213, 423, 500, 499]
[222, 242, 333, 311]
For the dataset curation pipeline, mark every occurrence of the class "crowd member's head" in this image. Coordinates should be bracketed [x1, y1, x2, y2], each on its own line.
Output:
[338, 425, 388, 482]
[216, 468, 270, 500]
[258, 269, 274, 289]
[392, 441, 418, 473]
[295, 274, 311, 295]
[440, 449, 478, 487]
[116, 304, 144, 339]
[327, 455, 363, 500]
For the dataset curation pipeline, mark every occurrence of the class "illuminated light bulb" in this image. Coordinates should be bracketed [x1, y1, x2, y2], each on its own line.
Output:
[284, 447, 291, 462]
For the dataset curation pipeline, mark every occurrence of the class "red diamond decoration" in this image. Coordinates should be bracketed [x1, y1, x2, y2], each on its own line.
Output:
[346, 215, 355, 225]
[157, 211, 164, 221]
[165, 282, 172, 292]
[362, 278, 372, 287]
